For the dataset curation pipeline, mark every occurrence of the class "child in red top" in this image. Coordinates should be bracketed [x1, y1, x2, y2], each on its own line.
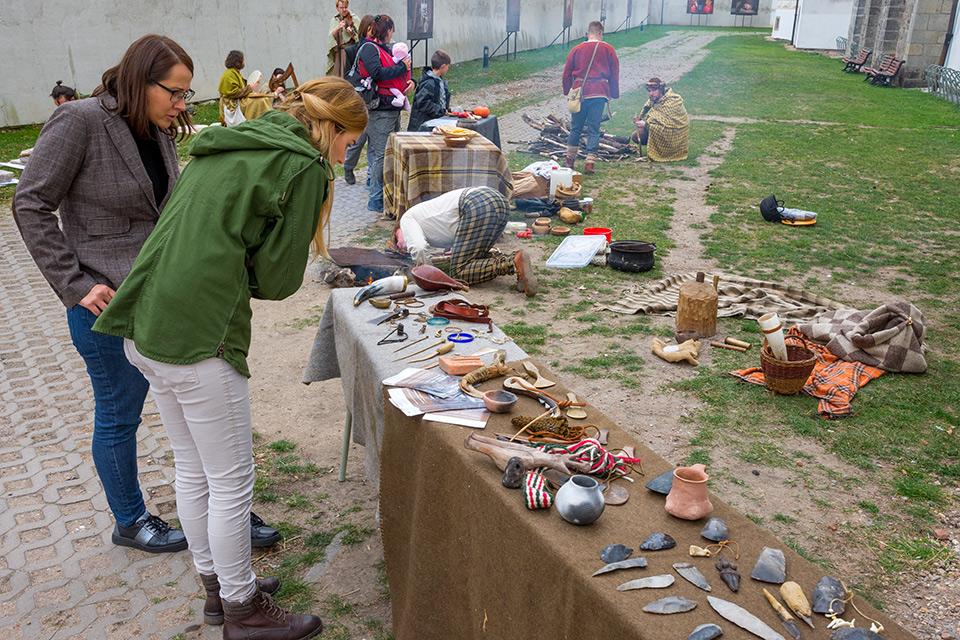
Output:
[379, 42, 411, 110]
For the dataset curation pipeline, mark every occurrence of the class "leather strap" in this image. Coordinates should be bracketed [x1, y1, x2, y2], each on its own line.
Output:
[430, 300, 492, 330]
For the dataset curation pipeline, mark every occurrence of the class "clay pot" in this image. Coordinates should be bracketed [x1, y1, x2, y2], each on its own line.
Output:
[532, 217, 551, 235]
[555, 475, 605, 525]
[664, 463, 714, 520]
[483, 390, 517, 413]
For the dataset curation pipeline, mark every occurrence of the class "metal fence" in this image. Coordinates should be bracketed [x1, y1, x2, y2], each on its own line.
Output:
[925, 65, 960, 106]
[836, 36, 848, 54]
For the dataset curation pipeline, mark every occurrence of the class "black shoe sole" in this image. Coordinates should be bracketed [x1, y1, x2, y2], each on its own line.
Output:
[251, 532, 283, 548]
[111, 532, 188, 553]
[204, 611, 225, 626]
[344, 174, 356, 185]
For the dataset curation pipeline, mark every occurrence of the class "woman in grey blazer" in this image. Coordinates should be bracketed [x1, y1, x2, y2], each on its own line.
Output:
[13, 34, 281, 558]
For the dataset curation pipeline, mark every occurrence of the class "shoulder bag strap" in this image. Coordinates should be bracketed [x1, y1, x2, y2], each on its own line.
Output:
[578, 42, 602, 85]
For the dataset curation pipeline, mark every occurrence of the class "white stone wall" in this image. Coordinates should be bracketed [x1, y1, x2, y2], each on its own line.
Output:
[1, 0, 660, 126]
[793, 0, 855, 49]
[648, 0, 775, 27]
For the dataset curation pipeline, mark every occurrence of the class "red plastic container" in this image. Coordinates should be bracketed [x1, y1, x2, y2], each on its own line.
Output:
[584, 227, 612, 243]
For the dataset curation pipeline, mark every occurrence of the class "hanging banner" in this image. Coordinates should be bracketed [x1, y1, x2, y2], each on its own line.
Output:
[408, 0, 434, 39]
[687, 0, 714, 14]
[563, 0, 574, 27]
[507, 0, 521, 31]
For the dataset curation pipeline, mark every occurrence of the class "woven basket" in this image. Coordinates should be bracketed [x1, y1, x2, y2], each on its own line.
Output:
[760, 340, 816, 395]
[555, 183, 582, 200]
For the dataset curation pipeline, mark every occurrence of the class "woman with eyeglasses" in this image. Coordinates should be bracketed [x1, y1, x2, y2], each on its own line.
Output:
[14, 35, 195, 555]
[14, 34, 283, 570]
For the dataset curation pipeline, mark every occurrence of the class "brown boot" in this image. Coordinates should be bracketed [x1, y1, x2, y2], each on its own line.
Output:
[564, 145, 578, 170]
[513, 250, 538, 297]
[584, 153, 596, 175]
[222, 588, 323, 640]
[201, 574, 282, 626]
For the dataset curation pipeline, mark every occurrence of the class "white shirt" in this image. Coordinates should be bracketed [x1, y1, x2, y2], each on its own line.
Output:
[398, 188, 467, 261]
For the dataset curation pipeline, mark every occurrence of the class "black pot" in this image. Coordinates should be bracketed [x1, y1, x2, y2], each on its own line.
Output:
[608, 241, 656, 273]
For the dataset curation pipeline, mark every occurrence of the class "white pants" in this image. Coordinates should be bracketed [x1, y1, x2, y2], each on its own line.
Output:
[123, 340, 257, 603]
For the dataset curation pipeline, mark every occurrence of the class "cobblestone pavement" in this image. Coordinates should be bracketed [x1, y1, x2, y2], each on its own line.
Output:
[0, 30, 720, 640]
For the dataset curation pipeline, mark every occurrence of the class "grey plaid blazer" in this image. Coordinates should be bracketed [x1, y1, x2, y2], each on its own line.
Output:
[13, 95, 180, 308]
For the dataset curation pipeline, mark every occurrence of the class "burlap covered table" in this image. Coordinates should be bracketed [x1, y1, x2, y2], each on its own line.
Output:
[380, 361, 913, 640]
[382, 132, 513, 219]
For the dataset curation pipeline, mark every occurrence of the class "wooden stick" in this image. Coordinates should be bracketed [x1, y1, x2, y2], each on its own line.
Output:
[725, 337, 751, 349]
[711, 340, 747, 352]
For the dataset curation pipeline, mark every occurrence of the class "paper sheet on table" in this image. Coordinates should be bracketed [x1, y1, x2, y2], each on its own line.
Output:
[382, 367, 462, 399]
[423, 408, 490, 429]
[387, 387, 485, 417]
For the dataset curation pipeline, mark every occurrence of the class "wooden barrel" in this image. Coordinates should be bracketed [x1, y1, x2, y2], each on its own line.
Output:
[676, 272, 718, 339]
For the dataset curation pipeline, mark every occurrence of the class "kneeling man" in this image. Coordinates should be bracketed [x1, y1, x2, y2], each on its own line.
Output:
[394, 187, 537, 296]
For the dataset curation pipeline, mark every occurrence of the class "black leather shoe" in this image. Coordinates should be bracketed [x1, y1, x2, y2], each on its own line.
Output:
[112, 511, 188, 553]
[251, 512, 282, 548]
[343, 169, 356, 185]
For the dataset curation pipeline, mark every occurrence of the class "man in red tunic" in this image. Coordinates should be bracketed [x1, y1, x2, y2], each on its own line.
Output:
[561, 21, 620, 174]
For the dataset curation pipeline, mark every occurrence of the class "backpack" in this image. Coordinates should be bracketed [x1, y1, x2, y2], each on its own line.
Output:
[759, 194, 784, 222]
[346, 41, 381, 110]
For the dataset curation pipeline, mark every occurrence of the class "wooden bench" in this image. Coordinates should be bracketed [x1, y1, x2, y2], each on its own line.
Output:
[863, 54, 904, 86]
[842, 48, 872, 72]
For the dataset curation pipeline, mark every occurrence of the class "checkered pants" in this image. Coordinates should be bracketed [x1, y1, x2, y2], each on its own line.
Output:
[447, 187, 515, 285]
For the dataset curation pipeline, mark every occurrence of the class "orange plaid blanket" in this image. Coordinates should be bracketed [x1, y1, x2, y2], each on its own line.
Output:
[730, 329, 885, 419]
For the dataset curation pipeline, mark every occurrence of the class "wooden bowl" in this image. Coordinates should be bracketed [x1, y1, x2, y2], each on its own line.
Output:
[444, 136, 471, 148]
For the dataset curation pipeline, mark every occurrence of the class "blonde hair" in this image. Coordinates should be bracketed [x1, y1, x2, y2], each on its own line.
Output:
[276, 77, 367, 258]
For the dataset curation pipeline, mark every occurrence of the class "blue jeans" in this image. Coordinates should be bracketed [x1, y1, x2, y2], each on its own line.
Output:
[567, 97, 607, 154]
[67, 305, 149, 527]
[366, 109, 401, 211]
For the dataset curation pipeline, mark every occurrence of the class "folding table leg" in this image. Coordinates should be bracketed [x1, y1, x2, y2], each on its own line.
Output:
[338, 410, 353, 482]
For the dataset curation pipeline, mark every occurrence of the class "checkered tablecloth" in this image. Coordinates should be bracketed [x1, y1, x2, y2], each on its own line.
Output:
[383, 132, 512, 218]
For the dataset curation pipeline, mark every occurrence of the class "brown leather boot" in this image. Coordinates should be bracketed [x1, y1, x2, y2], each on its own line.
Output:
[222, 588, 323, 640]
[564, 145, 578, 170]
[584, 153, 597, 175]
[201, 574, 282, 625]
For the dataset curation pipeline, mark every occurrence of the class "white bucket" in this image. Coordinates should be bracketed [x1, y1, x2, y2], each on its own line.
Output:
[549, 168, 574, 198]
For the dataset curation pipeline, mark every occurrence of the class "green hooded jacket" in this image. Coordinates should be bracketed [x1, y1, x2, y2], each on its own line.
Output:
[93, 110, 331, 377]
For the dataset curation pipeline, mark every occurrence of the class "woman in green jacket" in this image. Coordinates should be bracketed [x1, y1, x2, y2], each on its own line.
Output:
[94, 77, 366, 640]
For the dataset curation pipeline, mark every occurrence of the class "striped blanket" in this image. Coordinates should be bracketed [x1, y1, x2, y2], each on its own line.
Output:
[383, 133, 513, 219]
[599, 272, 844, 321]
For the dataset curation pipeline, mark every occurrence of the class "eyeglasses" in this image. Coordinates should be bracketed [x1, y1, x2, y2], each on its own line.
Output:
[153, 81, 195, 103]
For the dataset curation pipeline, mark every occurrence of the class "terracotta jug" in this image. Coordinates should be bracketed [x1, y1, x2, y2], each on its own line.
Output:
[664, 463, 714, 520]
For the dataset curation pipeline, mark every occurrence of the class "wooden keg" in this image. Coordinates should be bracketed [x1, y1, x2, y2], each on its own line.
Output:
[676, 272, 718, 339]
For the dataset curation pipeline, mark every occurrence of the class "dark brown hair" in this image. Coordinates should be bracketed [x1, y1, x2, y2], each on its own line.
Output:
[225, 50, 244, 70]
[357, 14, 375, 40]
[431, 50, 451, 69]
[371, 14, 395, 42]
[94, 34, 194, 141]
[50, 81, 77, 101]
[588, 21, 604, 35]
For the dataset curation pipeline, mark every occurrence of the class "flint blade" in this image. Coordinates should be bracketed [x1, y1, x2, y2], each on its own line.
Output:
[781, 619, 801, 640]
[707, 596, 786, 640]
